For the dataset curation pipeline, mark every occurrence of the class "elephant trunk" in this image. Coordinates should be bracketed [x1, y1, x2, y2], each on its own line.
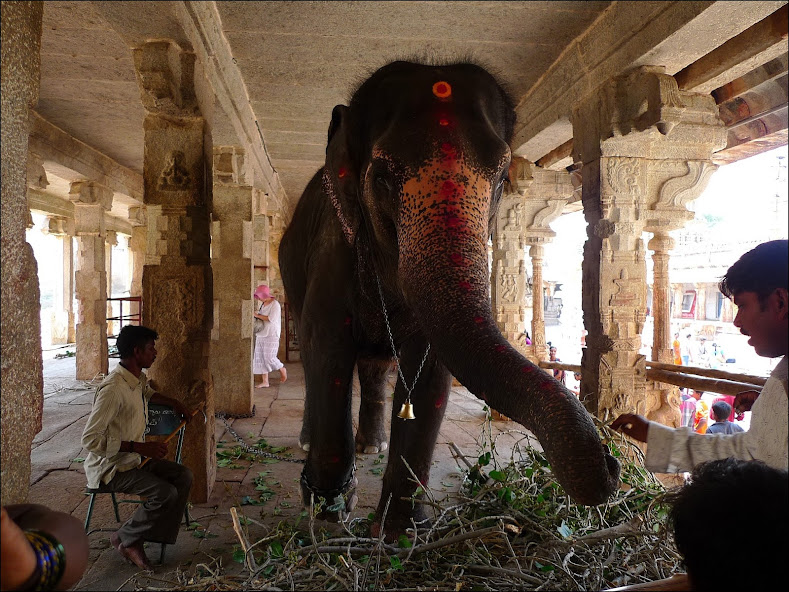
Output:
[397, 160, 620, 505]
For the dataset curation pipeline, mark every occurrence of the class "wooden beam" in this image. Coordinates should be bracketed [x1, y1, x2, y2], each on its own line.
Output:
[675, 5, 788, 93]
[536, 139, 573, 170]
[712, 54, 788, 104]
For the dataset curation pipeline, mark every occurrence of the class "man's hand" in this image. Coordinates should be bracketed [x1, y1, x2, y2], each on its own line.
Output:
[734, 390, 760, 414]
[610, 413, 650, 443]
[136, 441, 169, 459]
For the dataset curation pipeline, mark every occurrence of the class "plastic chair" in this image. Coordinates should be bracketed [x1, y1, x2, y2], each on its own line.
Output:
[83, 403, 192, 564]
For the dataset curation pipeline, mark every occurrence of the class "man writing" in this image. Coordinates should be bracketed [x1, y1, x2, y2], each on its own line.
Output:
[81, 325, 193, 570]
[611, 240, 788, 472]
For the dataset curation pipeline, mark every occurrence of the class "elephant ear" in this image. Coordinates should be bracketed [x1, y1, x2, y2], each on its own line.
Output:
[322, 105, 360, 246]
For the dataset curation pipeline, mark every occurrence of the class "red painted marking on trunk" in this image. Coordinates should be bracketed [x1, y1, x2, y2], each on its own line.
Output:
[458, 280, 471, 292]
[334, 378, 341, 387]
[450, 253, 463, 266]
[521, 365, 534, 374]
[539, 379, 554, 390]
[473, 316, 484, 324]
[444, 213, 462, 228]
[330, 456, 340, 464]
[438, 117, 451, 127]
[344, 316, 352, 326]
[495, 345, 507, 353]
[440, 179, 458, 197]
[338, 166, 348, 178]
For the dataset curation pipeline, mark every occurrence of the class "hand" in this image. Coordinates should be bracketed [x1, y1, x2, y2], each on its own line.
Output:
[136, 441, 169, 459]
[610, 413, 650, 443]
[734, 390, 759, 414]
[1, 507, 37, 590]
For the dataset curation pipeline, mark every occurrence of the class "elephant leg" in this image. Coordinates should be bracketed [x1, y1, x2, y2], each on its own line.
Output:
[299, 358, 313, 452]
[299, 322, 359, 515]
[372, 343, 450, 538]
[355, 355, 393, 454]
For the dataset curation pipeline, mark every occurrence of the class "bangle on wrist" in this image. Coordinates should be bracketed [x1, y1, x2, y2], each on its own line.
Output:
[17, 530, 66, 592]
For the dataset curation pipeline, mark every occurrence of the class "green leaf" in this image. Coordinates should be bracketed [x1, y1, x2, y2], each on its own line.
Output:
[280, 501, 292, 508]
[269, 540, 284, 558]
[232, 547, 246, 564]
[369, 467, 384, 476]
[326, 495, 346, 513]
[262, 458, 280, 464]
[367, 512, 376, 521]
[389, 556, 404, 571]
[240, 496, 264, 506]
[71, 457, 85, 463]
[489, 470, 507, 482]
[397, 534, 412, 549]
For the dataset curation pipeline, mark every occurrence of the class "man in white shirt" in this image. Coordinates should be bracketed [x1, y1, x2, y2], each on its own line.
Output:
[81, 325, 193, 570]
[611, 240, 788, 473]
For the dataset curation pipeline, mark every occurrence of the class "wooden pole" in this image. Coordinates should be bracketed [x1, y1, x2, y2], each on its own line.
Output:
[645, 368, 763, 396]
[644, 360, 767, 386]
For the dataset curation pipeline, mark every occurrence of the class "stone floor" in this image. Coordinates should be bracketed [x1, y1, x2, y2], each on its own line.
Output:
[32, 355, 537, 590]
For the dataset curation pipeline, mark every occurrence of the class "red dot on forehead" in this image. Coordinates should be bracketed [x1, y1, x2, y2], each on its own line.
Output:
[439, 118, 450, 127]
[432, 81, 452, 98]
[338, 166, 348, 178]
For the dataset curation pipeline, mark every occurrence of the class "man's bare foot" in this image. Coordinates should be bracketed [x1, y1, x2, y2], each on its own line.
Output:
[255, 382, 270, 388]
[280, 367, 288, 382]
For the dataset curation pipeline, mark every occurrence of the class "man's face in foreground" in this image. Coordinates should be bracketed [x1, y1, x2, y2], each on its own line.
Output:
[732, 289, 789, 358]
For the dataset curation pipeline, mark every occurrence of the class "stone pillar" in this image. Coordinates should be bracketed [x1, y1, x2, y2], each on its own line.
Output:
[211, 146, 254, 416]
[42, 215, 75, 344]
[1, 0, 44, 504]
[491, 157, 531, 356]
[529, 243, 548, 363]
[70, 181, 112, 380]
[105, 230, 117, 336]
[572, 66, 726, 420]
[648, 232, 675, 364]
[252, 206, 270, 287]
[128, 206, 147, 322]
[134, 40, 215, 502]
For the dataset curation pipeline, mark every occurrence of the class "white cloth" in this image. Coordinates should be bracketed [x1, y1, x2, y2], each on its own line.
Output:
[256, 299, 282, 339]
[645, 356, 788, 473]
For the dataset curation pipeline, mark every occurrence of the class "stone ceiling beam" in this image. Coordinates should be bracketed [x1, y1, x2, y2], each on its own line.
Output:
[29, 111, 143, 202]
[711, 54, 788, 105]
[675, 5, 788, 94]
[513, 1, 784, 162]
[172, 1, 289, 221]
[27, 188, 134, 236]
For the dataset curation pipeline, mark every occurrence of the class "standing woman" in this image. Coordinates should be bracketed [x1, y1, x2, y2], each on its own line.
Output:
[253, 285, 287, 388]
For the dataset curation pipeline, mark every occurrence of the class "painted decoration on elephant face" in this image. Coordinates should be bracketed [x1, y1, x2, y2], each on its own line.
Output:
[432, 81, 452, 99]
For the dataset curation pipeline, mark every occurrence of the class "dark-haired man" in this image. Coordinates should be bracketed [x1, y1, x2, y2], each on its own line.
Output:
[612, 240, 788, 473]
[81, 325, 193, 570]
[706, 401, 743, 435]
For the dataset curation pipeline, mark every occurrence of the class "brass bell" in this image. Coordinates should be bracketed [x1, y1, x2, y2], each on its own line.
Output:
[397, 401, 416, 420]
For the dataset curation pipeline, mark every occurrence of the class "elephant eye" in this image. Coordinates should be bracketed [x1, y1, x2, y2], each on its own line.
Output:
[374, 173, 393, 192]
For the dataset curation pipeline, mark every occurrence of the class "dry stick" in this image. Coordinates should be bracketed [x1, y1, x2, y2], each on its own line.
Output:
[230, 507, 258, 572]
[394, 525, 502, 558]
[543, 515, 645, 549]
[449, 441, 474, 470]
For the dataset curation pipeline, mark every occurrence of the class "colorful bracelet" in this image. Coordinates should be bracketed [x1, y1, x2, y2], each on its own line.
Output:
[19, 529, 66, 591]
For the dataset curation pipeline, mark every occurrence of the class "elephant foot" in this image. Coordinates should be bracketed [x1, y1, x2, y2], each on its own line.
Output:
[300, 472, 358, 520]
[354, 430, 388, 455]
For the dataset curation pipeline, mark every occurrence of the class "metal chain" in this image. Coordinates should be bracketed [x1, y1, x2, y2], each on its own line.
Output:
[215, 412, 305, 464]
[374, 273, 431, 399]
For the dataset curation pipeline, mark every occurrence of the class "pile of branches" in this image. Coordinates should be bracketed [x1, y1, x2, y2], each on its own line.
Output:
[135, 416, 683, 591]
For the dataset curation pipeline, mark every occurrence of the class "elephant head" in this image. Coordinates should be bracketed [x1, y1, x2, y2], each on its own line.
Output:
[317, 61, 619, 507]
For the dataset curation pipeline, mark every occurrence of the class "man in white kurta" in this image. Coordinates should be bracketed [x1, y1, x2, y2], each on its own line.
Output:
[612, 240, 788, 472]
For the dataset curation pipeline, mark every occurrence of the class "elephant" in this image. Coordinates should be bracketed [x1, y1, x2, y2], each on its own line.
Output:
[278, 60, 620, 535]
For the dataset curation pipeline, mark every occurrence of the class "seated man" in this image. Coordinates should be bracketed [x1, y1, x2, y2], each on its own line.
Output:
[81, 325, 193, 570]
[611, 240, 788, 472]
[706, 401, 743, 435]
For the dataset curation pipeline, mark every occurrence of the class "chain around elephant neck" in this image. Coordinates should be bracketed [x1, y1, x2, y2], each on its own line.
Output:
[374, 273, 431, 409]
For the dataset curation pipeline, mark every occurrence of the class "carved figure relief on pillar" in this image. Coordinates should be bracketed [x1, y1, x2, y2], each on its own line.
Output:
[503, 203, 523, 231]
[158, 151, 191, 191]
[501, 273, 518, 302]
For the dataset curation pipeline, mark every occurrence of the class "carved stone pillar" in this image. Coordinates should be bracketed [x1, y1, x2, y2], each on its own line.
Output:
[211, 146, 254, 416]
[42, 215, 75, 344]
[648, 232, 675, 364]
[572, 66, 726, 420]
[491, 157, 530, 356]
[70, 181, 112, 380]
[1, 0, 44, 506]
[128, 206, 147, 322]
[134, 40, 215, 502]
[529, 243, 548, 363]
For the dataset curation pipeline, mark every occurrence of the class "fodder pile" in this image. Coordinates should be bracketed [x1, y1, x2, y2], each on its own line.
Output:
[135, 415, 683, 591]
